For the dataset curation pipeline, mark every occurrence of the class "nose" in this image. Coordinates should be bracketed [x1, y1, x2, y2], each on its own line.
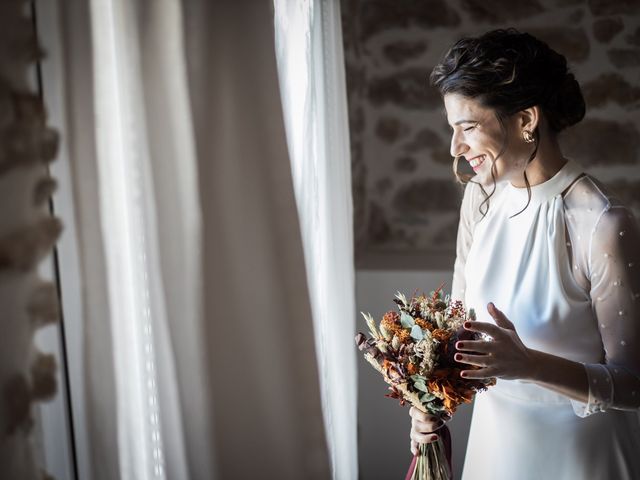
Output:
[450, 130, 469, 158]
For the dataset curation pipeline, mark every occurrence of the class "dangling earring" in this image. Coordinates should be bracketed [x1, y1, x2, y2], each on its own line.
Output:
[522, 130, 535, 144]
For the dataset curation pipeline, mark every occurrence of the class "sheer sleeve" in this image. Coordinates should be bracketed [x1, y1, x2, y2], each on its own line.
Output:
[452, 180, 482, 302]
[571, 203, 640, 417]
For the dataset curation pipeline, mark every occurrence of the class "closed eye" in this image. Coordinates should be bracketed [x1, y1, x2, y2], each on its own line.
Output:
[463, 124, 477, 132]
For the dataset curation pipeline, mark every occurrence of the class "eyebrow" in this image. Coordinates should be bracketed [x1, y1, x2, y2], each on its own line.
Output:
[453, 119, 478, 125]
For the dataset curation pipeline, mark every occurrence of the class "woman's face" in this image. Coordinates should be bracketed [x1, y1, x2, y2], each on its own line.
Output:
[444, 93, 529, 186]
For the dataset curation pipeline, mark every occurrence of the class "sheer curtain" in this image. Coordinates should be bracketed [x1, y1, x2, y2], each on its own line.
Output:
[58, 0, 332, 479]
[64, 0, 201, 478]
[273, 1, 358, 479]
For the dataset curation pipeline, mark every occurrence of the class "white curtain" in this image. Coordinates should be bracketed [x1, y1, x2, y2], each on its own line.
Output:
[63, 0, 204, 478]
[273, 1, 358, 479]
[57, 0, 336, 478]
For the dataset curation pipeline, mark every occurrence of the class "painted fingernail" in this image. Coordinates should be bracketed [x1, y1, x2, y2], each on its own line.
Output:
[455, 353, 462, 361]
[431, 435, 438, 442]
[460, 371, 467, 377]
[464, 321, 471, 328]
[456, 342, 464, 349]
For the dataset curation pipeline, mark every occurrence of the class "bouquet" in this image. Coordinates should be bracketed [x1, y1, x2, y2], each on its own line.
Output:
[355, 286, 495, 480]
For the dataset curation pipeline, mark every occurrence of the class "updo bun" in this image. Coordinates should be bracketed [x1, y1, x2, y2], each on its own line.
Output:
[430, 29, 585, 133]
[544, 73, 585, 132]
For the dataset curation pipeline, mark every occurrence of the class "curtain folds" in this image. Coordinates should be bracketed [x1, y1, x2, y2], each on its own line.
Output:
[58, 0, 353, 478]
[273, 1, 358, 478]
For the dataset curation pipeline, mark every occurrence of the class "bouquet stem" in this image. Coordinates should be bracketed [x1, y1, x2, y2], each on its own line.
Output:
[406, 427, 452, 480]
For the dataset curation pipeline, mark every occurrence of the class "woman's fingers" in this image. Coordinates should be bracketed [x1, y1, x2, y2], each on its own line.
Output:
[455, 352, 491, 367]
[409, 406, 441, 425]
[410, 429, 439, 445]
[487, 302, 515, 330]
[464, 320, 503, 338]
[409, 406, 448, 453]
[460, 367, 497, 379]
[455, 339, 494, 353]
[412, 417, 443, 433]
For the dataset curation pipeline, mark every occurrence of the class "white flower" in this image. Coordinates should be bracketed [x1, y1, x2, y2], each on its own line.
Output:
[448, 316, 465, 331]
[414, 332, 438, 376]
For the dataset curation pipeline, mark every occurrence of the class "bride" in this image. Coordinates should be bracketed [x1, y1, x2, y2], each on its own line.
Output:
[409, 29, 640, 479]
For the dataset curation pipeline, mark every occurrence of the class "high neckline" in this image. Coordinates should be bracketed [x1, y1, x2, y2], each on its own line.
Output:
[506, 158, 584, 206]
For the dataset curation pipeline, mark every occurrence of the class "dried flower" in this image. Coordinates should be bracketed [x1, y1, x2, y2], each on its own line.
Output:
[357, 288, 493, 417]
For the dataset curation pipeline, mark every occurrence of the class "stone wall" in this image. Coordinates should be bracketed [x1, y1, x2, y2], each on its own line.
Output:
[342, 0, 640, 269]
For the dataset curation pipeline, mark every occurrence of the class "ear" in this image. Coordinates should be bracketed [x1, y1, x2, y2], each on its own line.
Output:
[518, 106, 540, 133]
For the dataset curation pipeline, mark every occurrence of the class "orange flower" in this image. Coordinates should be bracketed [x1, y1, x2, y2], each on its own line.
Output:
[427, 368, 475, 413]
[431, 329, 451, 343]
[407, 362, 418, 375]
[415, 318, 433, 331]
[381, 311, 401, 335]
[397, 329, 411, 344]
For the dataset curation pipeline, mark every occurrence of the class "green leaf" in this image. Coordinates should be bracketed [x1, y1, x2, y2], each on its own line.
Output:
[400, 311, 415, 328]
[410, 324, 424, 341]
[410, 374, 427, 383]
[413, 379, 428, 392]
[420, 392, 436, 403]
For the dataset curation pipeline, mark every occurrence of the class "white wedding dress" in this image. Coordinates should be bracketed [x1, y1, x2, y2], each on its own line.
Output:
[451, 159, 640, 479]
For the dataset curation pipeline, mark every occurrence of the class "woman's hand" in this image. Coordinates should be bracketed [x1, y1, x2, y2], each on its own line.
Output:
[454, 302, 536, 381]
[409, 406, 450, 455]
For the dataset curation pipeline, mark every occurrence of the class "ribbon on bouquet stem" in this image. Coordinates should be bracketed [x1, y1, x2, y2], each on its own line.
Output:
[405, 425, 452, 480]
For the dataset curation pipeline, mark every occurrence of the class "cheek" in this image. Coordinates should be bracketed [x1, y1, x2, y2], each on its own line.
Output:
[492, 148, 525, 181]
[473, 132, 501, 157]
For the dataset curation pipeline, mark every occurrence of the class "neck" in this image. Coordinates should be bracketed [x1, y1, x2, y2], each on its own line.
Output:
[510, 134, 567, 188]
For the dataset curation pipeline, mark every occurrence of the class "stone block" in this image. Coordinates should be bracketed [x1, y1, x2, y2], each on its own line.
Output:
[392, 178, 461, 214]
[383, 40, 428, 66]
[527, 27, 590, 62]
[592, 17, 624, 43]
[375, 177, 393, 196]
[367, 200, 393, 244]
[627, 27, 640, 46]
[608, 48, 640, 68]
[568, 9, 586, 23]
[583, 73, 640, 108]
[368, 68, 441, 109]
[433, 147, 454, 166]
[395, 156, 418, 173]
[359, 0, 460, 40]
[588, 0, 640, 16]
[555, 0, 584, 6]
[560, 118, 640, 166]
[461, 0, 544, 23]
[375, 116, 410, 144]
[433, 218, 459, 245]
[403, 127, 443, 153]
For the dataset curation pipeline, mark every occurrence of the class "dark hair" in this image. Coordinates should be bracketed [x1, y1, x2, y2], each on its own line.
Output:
[430, 29, 585, 217]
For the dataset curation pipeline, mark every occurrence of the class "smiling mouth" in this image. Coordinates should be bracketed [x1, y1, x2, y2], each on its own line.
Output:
[468, 155, 486, 169]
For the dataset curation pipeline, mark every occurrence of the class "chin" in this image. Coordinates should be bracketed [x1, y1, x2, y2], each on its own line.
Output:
[475, 161, 509, 188]
[474, 168, 498, 188]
